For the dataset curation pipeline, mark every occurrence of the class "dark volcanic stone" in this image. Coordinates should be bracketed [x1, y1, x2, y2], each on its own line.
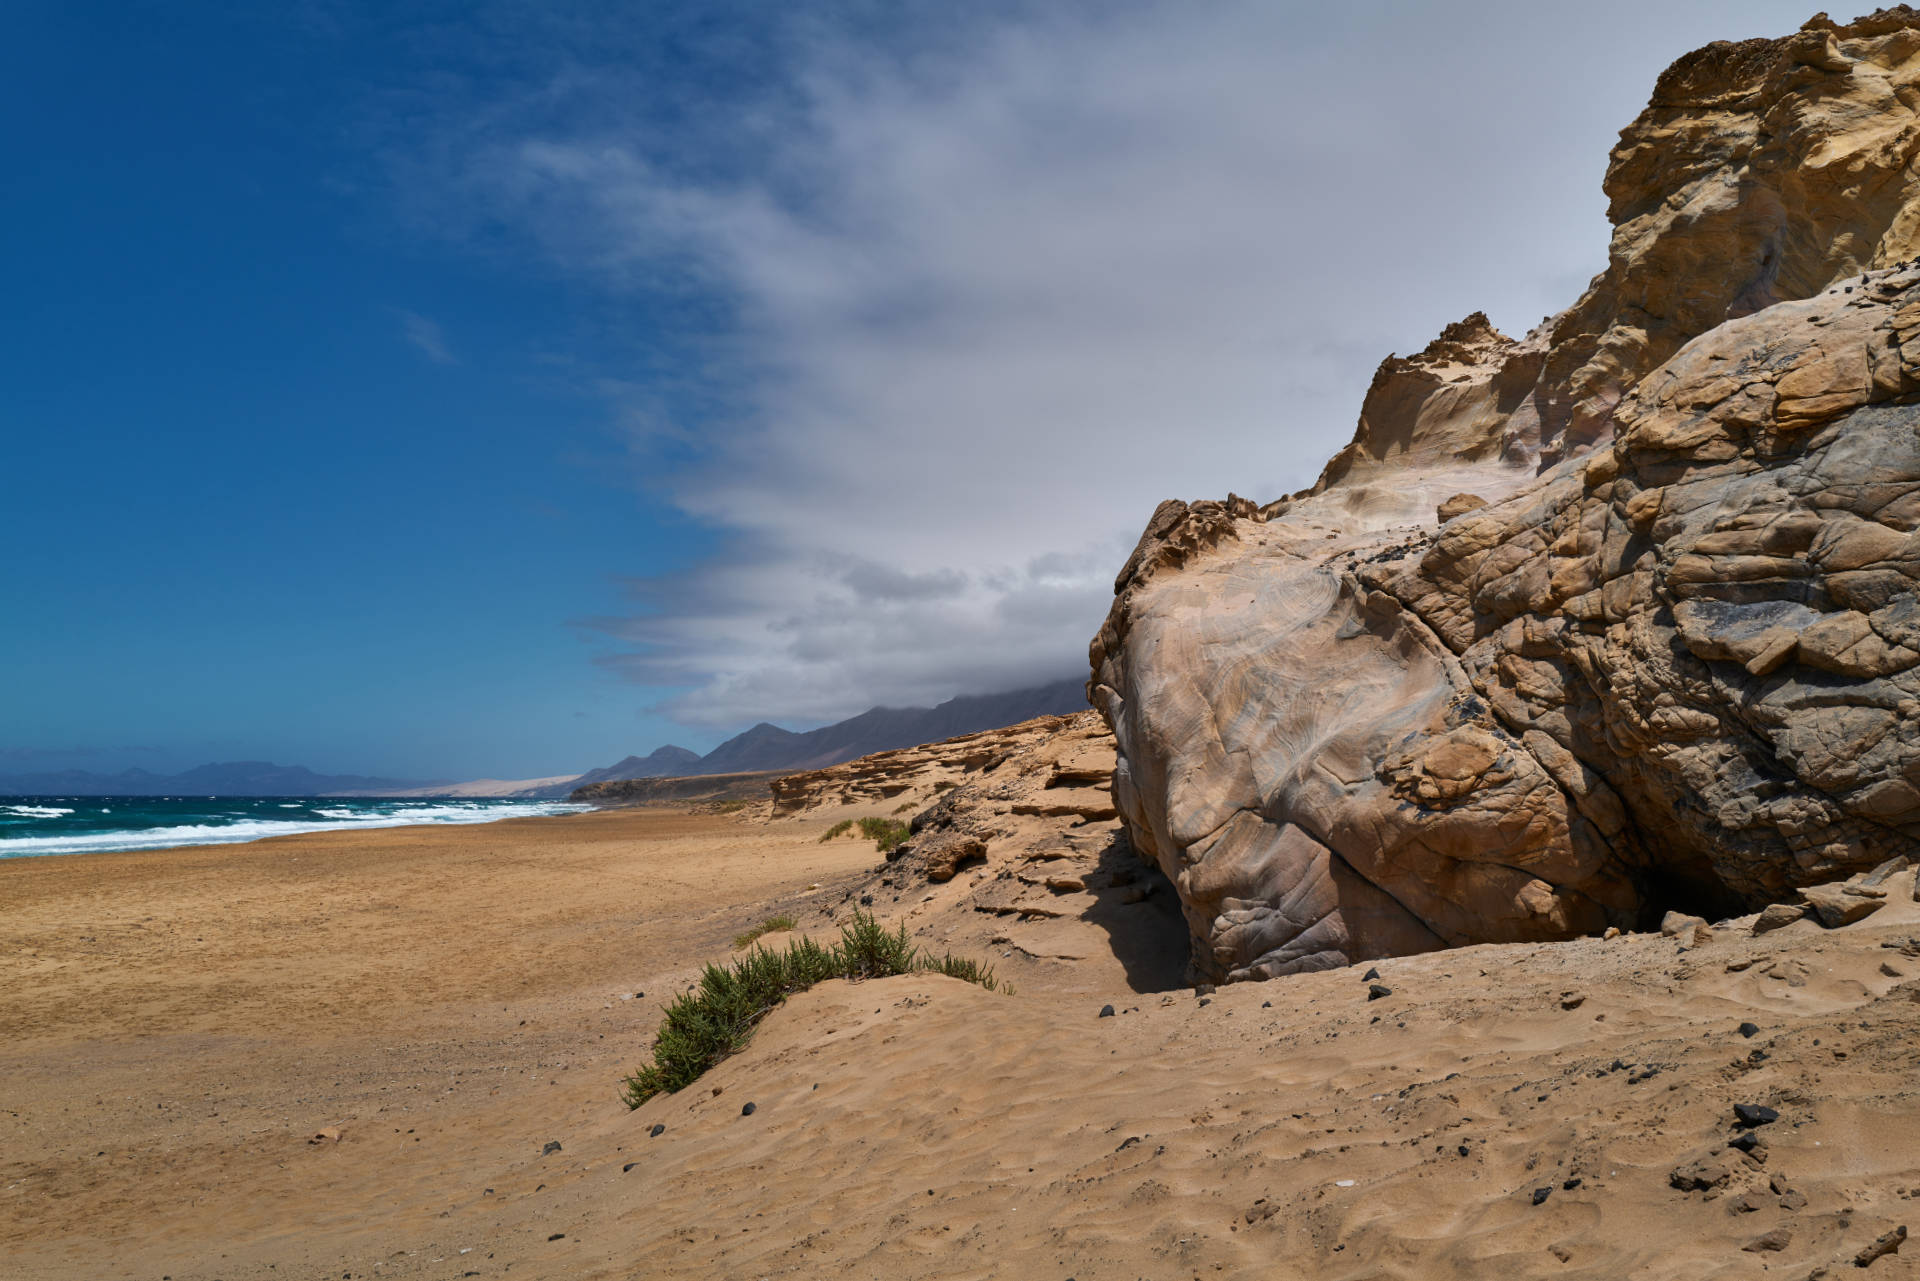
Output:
[1367, 984, 1393, 1001]
[1099, 1004, 1116, 1018]
[1362, 967, 1381, 981]
[1738, 1022, 1760, 1038]
[741, 1102, 757, 1117]
[542, 1140, 562, 1156]
[1531, 1187, 1551, 1206]
[650, 1123, 665, 1138]
[1734, 1103, 1780, 1127]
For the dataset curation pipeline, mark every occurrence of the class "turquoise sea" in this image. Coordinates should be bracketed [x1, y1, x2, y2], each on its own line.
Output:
[0, 796, 590, 859]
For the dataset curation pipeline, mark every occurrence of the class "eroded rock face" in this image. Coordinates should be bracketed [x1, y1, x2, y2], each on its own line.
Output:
[1091, 10, 1920, 982]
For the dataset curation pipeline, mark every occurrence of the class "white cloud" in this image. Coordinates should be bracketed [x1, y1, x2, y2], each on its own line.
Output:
[397, 308, 456, 364]
[411, 0, 1823, 727]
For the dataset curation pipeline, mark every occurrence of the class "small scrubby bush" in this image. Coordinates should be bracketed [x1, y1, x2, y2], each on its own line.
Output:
[932, 780, 957, 792]
[731, 914, 797, 950]
[855, 816, 910, 851]
[621, 910, 1003, 1107]
[818, 819, 854, 843]
[891, 801, 915, 815]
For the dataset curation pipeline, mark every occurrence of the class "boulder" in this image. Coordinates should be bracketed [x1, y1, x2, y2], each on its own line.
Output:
[1751, 904, 1807, 935]
[1801, 884, 1886, 929]
[1090, 13, 1920, 981]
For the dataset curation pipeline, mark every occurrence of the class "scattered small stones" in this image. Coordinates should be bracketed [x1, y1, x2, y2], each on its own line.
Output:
[1099, 1004, 1116, 1018]
[741, 1102, 757, 1117]
[1734, 1103, 1780, 1127]
[541, 1141, 562, 1157]
[649, 1124, 665, 1138]
[1854, 1225, 1907, 1267]
[1367, 984, 1393, 1001]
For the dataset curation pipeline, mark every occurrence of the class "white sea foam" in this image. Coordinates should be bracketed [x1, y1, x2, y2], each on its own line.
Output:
[0, 801, 590, 859]
[3, 805, 74, 818]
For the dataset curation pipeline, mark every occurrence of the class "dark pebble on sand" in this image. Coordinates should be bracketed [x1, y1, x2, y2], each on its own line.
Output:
[548, 1233, 565, 1241]
[1099, 1004, 1115, 1018]
[650, 1124, 665, 1138]
[1367, 984, 1392, 1001]
[1734, 1103, 1779, 1127]
[1458, 1145, 1470, 1157]
[742, 1102, 757, 1116]
[1563, 1176, 1582, 1190]
[1262, 1000, 1271, 1008]
[1362, 967, 1380, 981]
[542, 1140, 562, 1156]
[1738, 1022, 1760, 1038]
[622, 1162, 636, 1173]
[1531, 1187, 1551, 1206]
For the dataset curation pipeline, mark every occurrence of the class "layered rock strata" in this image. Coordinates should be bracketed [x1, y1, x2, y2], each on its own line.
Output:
[1091, 10, 1920, 982]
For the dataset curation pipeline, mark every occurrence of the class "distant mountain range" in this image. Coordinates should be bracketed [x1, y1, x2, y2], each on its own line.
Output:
[0, 677, 1090, 800]
[532, 677, 1090, 798]
[0, 761, 439, 798]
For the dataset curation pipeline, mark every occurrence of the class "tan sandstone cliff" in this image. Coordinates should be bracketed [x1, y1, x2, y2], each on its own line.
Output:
[1091, 8, 1920, 982]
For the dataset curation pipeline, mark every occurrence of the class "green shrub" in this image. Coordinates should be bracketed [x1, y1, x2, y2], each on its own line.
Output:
[731, 914, 797, 950]
[621, 910, 1002, 1107]
[891, 801, 916, 815]
[818, 819, 854, 843]
[854, 816, 910, 851]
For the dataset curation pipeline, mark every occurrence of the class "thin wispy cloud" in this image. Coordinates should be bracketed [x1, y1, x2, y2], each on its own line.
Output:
[393, 0, 1818, 729]
[396, 308, 456, 364]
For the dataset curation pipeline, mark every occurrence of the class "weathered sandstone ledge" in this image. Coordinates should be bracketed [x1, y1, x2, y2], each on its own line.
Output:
[1092, 9, 1920, 981]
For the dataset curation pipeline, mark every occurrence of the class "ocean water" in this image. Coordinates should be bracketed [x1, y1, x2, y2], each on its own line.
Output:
[0, 796, 591, 859]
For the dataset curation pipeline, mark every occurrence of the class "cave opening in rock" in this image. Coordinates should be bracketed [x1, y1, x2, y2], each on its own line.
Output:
[1632, 854, 1745, 930]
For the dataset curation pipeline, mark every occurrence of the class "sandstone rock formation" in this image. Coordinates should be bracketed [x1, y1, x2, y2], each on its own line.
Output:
[1092, 9, 1920, 983]
[775, 712, 1192, 991]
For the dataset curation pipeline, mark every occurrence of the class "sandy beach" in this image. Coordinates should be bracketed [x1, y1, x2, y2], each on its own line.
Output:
[0, 806, 881, 1280]
[8, 779, 1920, 1280]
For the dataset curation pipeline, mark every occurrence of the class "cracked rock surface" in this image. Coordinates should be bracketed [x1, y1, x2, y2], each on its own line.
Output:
[1091, 11, 1920, 982]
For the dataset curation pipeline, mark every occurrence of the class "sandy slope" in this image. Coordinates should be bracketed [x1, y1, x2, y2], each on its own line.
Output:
[6, 801, 1920, 1280]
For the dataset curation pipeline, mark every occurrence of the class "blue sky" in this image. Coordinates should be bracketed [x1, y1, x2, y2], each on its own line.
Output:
[4, 1, 1824, 780]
